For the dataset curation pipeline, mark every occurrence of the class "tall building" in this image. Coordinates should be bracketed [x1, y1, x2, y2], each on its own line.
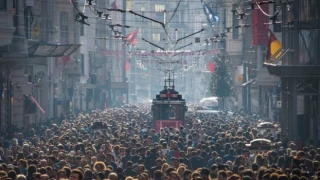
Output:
[265, 0, 320, 144]
[0, 0, 81, 131]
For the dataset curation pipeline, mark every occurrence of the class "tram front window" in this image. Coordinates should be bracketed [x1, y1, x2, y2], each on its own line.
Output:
[161, 104, 176, 120]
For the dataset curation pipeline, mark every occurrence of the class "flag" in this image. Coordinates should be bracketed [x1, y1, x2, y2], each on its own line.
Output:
[126, 29, 138, 46]
[125, 59, 130, 71]
[62, 56, 71, 66]
[200, 0, 219, 27]
[207, 61, 215, 74]
[111, 0, 117, 9]
[30, 95, 46, 114]
[265, 29, 282, 61]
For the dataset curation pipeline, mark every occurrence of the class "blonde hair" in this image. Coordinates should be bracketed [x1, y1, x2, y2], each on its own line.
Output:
[161, 163, 170, 173]
[93, 161, 108, 172]
[125, 176, 134, 180]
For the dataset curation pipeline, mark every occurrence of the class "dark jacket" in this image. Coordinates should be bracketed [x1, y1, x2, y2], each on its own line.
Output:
[144, 153, 159, 171]
[189, 157, 202, 170]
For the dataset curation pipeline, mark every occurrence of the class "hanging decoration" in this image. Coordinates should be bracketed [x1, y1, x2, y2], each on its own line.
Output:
[125, 60, 130, 71]
[207, 61, 215, 74]
[100, 49, 219, 57]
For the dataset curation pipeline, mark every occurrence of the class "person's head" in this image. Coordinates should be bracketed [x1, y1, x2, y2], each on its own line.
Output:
[156, 158, 163, 167]
[56, 170, 67, 180]
[16, 174, 27, 180]
[108, 172, 118, 180]
[161, 163, 169, 174]
[93, 172, 104, 180]
[169, 171, 180, 180]
[70, 169, 83, 180]
[199, 168, 209, 180]
[126, 161, 133, 169]
[242, 169, 253, 178]
[94, 161, 107, 172]
[83, 169, 93, 180]
[183, 170, 192, 180]
[27, 165, 37, 177]
[18, 159, 28, 169]
[154, 170, 164, 180]
[7, 170, 16, 180]
[40, 174, 50, 180]
[177, 166, 186, 177]
[217, 170, 227, 180]
[106, 153, 113, 162]
[191, 172, 201, 180]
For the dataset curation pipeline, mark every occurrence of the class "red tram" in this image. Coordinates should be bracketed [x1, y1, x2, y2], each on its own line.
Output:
[151, 88, 187, 133]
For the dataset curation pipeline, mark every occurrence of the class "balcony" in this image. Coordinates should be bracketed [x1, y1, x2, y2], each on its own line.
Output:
[0, 1, 15, 46]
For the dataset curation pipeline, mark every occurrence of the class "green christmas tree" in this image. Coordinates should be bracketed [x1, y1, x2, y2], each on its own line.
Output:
[209, 55, 233, 109]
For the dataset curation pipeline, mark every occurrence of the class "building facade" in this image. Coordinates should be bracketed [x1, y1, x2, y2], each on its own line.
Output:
[0, 0, 81, 133]
[265, 0, 320, 144]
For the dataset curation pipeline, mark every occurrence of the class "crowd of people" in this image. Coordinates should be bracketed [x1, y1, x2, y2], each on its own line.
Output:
[0, 104, 319, 180]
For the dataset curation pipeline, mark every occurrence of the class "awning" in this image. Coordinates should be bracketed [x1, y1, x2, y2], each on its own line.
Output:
[242, 78, 256, 87]
[30, 95, 45, 114]
[28, 43, 81, 57]
[264, 63, 320, 77]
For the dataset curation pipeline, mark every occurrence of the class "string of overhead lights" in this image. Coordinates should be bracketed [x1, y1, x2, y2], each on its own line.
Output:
[70, 0, 296, 57]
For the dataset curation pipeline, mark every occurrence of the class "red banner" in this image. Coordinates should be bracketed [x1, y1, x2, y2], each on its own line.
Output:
[30, 95, 45, 114]
[252, 0, 269, 45]
[154, 120, 183, 133]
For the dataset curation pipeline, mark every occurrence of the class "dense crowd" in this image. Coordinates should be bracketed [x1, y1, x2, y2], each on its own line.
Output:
[0, 105, 319, 180]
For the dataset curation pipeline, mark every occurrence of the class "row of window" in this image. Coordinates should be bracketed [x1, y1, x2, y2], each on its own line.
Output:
[0, 0, 6, 10]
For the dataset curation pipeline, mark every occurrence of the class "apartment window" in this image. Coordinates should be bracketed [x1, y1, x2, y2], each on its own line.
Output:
[24, 8, 32, 39]
[232, 4, 239, 39]
[80, 23, 84, 36]
[80, 54, 85, 75]
[194, 17, 201, 31]
[152, 33, 160, 41]
[0, 0, 6, 10]
[155, 4, 165, 12]
[152, 21, 161, 27]
[60, 12, 69, 44]
[273, 4, 281, 32]
[135, 10, 146, 22]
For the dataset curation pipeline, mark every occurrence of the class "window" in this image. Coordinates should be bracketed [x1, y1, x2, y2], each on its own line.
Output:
[80, 23, 84, 36]
[155, 4, 165, 12]
[152, 21, 161, 27]
[194, 17, 201, 31]
[25, 7, 32, 39]
[152, 33, 160, 41]
[232, 4, 239, 39]
[60, 12, 69, 44]
[273, 4, 281, 32]
[81, 54, 84, 75]
[0, 0, 6, 10]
